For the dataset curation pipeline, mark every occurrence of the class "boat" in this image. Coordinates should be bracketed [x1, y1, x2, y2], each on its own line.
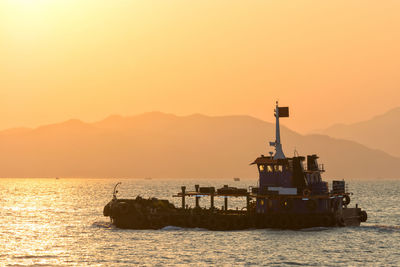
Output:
[103, 102, 367, 230]
[233, 177, 240, 182]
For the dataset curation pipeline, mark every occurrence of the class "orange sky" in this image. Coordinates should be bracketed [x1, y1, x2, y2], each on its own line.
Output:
[1, 1, 399, 133]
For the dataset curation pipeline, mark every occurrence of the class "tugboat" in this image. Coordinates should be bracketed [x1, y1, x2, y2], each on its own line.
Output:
[103, 102, 368, 229]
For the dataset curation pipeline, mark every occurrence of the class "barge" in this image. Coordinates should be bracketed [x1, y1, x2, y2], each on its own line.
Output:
[103, 102, 367, 230]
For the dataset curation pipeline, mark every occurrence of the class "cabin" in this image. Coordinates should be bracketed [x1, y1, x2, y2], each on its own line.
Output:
[251, 102, 337, 215]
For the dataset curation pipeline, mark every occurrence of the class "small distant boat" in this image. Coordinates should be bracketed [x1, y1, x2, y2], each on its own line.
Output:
[233, 177, 240, 182]
[56, 177, 60, 180]
[144, 177, 152, 180]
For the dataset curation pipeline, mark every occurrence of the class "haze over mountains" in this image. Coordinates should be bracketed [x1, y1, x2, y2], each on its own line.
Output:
[317, 107, 400, 158]
[1, 112, 399, 179]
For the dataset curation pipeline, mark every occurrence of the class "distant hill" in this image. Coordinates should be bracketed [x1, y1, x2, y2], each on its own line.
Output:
[0, 112, 399, 179]
[317, 107, 400, 157]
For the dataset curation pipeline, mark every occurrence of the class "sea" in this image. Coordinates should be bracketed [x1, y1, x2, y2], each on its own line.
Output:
[1, 178, 399, 266]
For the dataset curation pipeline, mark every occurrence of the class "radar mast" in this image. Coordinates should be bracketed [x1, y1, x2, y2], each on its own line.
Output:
[269, 101, 289, 159]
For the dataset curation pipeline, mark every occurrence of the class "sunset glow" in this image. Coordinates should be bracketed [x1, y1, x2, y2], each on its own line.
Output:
[2, 2, 400, 266]
[1, 1, 399, 133]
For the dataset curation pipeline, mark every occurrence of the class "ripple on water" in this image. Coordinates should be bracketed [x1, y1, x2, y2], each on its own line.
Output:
[1, 178, 400, 266]
[91, 221, 114, 229]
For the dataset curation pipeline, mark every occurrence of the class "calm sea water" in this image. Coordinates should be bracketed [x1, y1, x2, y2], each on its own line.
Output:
[1, 178, 400, 266]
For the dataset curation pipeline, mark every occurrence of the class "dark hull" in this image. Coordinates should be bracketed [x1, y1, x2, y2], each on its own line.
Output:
[104, 199, 365, 230]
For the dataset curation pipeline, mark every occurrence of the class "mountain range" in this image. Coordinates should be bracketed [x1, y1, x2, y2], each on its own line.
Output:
[317, 107, 400, 158]
[1, 111, 399, 179]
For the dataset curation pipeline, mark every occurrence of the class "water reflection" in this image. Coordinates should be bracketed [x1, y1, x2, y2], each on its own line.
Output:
[1, 178, 399, 266]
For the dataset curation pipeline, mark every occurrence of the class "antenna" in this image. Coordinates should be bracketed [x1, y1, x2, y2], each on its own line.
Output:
[113, 182, 121, 200]
[294, 147, 299, 157]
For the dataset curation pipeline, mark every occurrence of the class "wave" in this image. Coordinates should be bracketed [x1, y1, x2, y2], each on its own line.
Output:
[361, 224, 400, 232]
[300, 226, 330, 232]
[91, 221, 114, 229]
[161, 226, 208, 231]
[160, 225, 184, 231]
[12, 255, 58, 259]
[91, 223, 400, 233]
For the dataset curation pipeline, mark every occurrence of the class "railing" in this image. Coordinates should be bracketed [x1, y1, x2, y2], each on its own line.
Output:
[331, 180, 348, 194]
[303, 163, 325, 172]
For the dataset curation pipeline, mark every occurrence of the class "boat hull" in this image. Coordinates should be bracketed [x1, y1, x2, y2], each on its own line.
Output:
[104, 198, 365, 230]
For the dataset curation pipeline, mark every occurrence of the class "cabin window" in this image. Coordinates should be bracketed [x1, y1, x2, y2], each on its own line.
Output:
[259, 165, 264, 172]
[267, 165, 273, 172]
[274, 165, 283, 172]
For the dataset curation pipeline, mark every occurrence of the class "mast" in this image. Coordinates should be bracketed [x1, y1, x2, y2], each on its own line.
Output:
[269, 101, 289, 159]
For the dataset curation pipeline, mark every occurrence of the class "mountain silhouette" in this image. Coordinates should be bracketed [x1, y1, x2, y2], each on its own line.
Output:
[0, 112, 399, 179]
[317, 107, 400, 157]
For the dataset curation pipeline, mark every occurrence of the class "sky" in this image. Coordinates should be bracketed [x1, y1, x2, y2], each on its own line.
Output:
[1, 0, 399, 133]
